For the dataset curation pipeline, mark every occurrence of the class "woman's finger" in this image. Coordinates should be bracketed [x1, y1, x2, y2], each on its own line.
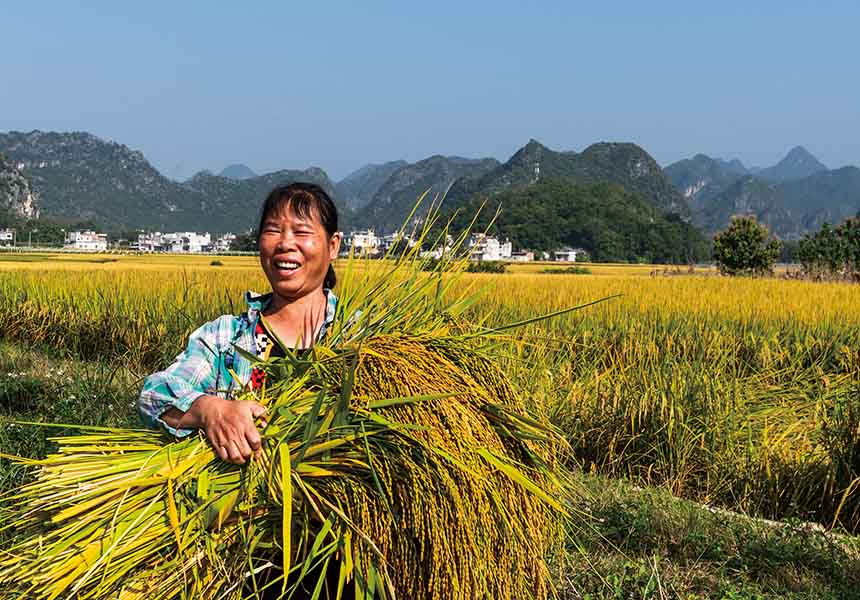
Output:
[215, 445, 228, 461]
[235, 435, 253, 461]
[226, 440, 244, 464]
[245, 425, 262, 452]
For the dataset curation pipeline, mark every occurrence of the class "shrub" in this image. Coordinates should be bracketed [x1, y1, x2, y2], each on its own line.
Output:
[713, 216, 781, 276]
[540, 266, 591, 275]
[466, 261, 506, 273]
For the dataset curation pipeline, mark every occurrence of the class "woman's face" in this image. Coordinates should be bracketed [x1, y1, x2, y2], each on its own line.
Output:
[258, 205, 341, 301]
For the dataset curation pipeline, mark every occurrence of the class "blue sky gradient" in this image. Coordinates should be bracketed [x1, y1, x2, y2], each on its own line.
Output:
[1, 1, 857, 180]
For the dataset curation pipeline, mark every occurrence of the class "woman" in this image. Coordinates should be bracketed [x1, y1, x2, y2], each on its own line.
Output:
[139, 182, 341, 462]
[138, 183, 346, 597]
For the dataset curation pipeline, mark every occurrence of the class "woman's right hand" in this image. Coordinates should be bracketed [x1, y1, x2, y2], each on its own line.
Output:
[162, 395, 267, 464]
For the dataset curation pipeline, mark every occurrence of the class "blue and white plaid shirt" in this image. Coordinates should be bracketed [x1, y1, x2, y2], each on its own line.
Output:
[138, 289, 338, 437]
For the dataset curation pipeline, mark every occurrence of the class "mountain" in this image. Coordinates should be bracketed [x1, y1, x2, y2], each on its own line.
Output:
[664, 154, 745, 212]
[0, 153, 39, 219]
[219, 164, 258, 180]
[757, 146, 827, 183]
[665, 147, 856, 238]
[445, 139, 690, 218]
[779, 166, 860, 229]
[448, 177, 708, 262]
[0, 131, 196, 229]
[694, 167, 860, 238]
[0, 131, 345, 232]
[353, 155, 500, 231]
[336, 160, 408, 211]
[182, 167, 344, 230]
[695, 176, 794, 237]
[716, 158, 749, 175]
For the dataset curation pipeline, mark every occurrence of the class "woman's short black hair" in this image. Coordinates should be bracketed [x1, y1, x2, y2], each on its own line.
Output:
[258, 182, 339, 289]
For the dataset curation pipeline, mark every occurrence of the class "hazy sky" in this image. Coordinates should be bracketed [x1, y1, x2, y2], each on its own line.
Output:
[2, 1, 858, 180]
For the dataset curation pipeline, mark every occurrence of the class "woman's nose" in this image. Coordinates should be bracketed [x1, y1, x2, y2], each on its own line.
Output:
[276, 230, 297, 251]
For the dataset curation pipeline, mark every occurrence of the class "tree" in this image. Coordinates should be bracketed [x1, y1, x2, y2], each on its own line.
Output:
[712, 216, 781, 276]
[229, 231, 258, 252]
[797, 217, 860, 277]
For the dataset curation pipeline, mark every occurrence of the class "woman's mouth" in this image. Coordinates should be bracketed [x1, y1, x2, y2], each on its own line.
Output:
[274, 260, 301, 273]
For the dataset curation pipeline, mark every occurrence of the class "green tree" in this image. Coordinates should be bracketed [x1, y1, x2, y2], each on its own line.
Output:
[229, 231, 258, 252]
[797, 217, 860, 277]
[798, 223, 843, 276]
[837, 217, 860, 273]
[713, 216, 781, 276]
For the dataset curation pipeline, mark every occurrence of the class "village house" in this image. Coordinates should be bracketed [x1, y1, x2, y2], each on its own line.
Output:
[467, 233, 512, 262]
[509, 250, 534, 262]
[344, 229, 379, 255]
[378, 232, 416, 253]
[214, 233, 237, 253]
[136, 232, 213, 253]
[65, 230, 108, 252]
[0, 229, 15, 247]
[552, 247, 585, 262]
[419, 234, 455, 260]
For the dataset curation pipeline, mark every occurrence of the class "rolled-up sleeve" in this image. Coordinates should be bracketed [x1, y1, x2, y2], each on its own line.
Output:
[138, 319, 224, 437]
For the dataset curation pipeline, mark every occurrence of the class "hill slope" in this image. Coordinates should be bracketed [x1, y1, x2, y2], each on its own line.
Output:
[336, 161, 408, 211]
[446, 139, 690, 218]
[182, 167, 344, 231]
[353, 155, 500, 231]
[0, 131, 344, 232]
[0, 153, 39, 219]
[664, 154, 745, 212]
[449, 177, 708, 263]
[694, 167, 860, 238]
[218, 164, 258, 180]
[757, 146, 827, 183]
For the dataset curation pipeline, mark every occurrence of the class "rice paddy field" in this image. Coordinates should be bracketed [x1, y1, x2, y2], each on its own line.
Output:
[2, 251, 860, 598]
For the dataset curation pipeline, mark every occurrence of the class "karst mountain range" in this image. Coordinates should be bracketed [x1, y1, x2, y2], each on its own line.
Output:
[1, 130, 858, 242]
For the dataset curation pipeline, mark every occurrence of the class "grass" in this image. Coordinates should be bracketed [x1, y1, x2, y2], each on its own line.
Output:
[563, 476, 860, 599]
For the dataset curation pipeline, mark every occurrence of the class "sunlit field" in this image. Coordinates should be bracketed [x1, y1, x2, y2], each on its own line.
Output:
[2, 252, 860, 597]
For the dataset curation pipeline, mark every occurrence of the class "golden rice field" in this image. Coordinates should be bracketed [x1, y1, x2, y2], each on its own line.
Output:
[2, 251, 860, 537]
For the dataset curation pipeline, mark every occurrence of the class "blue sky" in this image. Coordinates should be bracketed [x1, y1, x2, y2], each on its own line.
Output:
[1, 1, 858, 180]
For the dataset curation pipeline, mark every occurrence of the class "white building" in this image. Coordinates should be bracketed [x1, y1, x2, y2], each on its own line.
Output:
[467, 233, 512, 262]
[553, 247, 585, 262]
[137, 232, 213, 253]
[214, 233, 237, 252]
[65, 230, 108, 251]
[379, 232, 416, 253]
[136, 232, 162, 252]
[346, 229, 379, 255]
[0, 229, 15, 246]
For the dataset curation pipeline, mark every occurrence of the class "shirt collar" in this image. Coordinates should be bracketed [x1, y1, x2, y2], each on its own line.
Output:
[244, 289, 338, 328]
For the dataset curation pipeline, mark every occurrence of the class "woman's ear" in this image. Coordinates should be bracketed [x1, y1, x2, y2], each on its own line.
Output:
[329, 232, 342, 260]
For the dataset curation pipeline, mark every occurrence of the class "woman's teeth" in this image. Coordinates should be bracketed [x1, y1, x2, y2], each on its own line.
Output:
[275, 261, 300, 271]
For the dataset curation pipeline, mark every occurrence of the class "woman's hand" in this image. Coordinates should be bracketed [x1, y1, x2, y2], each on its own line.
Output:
[161, 395, 267, 464]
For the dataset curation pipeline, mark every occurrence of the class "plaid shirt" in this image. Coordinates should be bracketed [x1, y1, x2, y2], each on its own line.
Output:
[138, 289, 338, 437]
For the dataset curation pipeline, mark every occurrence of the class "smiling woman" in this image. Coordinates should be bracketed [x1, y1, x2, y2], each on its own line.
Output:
[138, 183, 341, 464]
[257, 183, 342, 348]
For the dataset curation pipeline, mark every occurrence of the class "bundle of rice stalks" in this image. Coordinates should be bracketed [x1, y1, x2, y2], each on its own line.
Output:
[0, 205, 578, 599]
